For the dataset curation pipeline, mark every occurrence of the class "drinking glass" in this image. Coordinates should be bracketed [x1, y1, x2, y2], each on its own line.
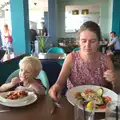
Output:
[74, 101, 95, 120]
[105, 101, 120, 120]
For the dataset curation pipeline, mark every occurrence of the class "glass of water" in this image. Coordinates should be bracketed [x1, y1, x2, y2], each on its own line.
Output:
[106, 101, 120, 120]
[74, 100, 95, 120]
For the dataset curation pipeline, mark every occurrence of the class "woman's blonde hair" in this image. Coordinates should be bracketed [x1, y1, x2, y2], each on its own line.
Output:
[19, 56, 42, 74]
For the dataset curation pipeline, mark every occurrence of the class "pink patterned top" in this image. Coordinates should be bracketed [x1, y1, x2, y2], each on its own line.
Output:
[67, 51, 111, 89]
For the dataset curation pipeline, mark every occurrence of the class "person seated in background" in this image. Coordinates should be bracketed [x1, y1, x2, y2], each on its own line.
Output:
[107, 31, 120, 55]
[0, 56, 45, 96]
[49, 21, 116, 101]
[49, 43, 55, 48]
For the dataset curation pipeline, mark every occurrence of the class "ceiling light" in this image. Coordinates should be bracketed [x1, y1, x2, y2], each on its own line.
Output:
[34, 2, 37, 6]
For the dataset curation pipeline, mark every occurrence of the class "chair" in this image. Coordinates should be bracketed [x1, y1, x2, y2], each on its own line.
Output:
[73, 47, 80, 52]
[5, 69, 49, 94]
[47, 47, 65, 54]
[47, 47, 65, 66]
[5, 69, 19, 83]
[37, 70, 49, 93]
[41, 60, 67, 95]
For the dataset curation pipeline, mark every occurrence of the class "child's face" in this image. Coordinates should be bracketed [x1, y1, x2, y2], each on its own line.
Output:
[19, 65, 36, 82]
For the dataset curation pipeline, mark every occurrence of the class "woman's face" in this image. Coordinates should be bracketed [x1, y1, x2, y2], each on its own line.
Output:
[79, 30, 99, 55]
[19, 65, 36, 82]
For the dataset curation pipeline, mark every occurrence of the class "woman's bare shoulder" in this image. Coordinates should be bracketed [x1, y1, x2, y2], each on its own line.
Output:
[67, 51, 79, 59]
[65, 52, 72, 61]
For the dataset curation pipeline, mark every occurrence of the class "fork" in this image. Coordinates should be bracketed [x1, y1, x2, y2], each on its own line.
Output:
[50, 99, 63, 115]
[49, 95, 63, 115]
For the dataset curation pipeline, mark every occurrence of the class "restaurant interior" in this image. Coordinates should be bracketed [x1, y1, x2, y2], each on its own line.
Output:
[0, 0, 120, 120]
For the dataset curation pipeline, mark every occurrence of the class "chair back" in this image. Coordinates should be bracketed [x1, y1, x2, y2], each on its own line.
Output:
[41, 60, 67, 95]
[37, 70, 49, 94]
[6, 69, 19, 83]
[47, 47, 65, 66]
[47, 47, 65, 54]
[73, 47, 80, 52]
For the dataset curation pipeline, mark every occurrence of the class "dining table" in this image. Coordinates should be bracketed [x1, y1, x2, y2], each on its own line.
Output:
[0, 95, 105, 120]
[38, 53, 66, 60]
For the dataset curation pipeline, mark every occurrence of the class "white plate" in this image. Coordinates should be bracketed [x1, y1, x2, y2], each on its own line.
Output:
[0, 91, 33, 103]
[66, 85, 118, 112]
[0, 92, 37, 107]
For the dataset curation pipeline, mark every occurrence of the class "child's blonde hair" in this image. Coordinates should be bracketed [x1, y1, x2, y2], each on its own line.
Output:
[19, 56, 42, 75]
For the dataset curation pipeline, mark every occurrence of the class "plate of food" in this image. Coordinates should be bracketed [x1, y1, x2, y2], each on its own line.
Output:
[66, 85, 118, 112]
[0, 90, 37, 107]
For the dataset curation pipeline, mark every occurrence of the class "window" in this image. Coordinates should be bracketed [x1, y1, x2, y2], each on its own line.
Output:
[65, 5, 100, 33]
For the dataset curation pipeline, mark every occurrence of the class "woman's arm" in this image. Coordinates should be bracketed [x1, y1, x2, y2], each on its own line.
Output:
[104, 55, 116, 87]
[49, 53, 73, 101]
[106, 55, 114, 70]
[55, 53, 72, 89]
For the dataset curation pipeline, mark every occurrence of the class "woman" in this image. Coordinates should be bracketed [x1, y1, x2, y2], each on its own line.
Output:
[3, 24, 13, 53]
[49, 21, 116, 101]
[4, 24, 12, 44]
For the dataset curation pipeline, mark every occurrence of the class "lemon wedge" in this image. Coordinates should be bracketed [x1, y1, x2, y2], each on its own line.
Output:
[86, 102, 94, 111]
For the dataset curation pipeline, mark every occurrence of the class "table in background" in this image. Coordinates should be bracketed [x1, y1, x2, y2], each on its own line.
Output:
[38, 53, 66, 60]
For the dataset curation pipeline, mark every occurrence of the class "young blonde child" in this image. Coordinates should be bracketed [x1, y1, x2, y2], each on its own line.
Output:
[0, 56, 45, 96]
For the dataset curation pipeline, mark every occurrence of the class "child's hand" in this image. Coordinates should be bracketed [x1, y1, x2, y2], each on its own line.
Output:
[11, 77, 20, 86]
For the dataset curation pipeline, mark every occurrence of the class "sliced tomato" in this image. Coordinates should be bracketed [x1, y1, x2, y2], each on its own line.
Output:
[99, 105, 106, 109]
[85, 89, 95, 94]
[104, 96, 112, 103]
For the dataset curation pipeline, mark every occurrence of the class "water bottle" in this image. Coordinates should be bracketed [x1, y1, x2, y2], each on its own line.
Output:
[35, 40, 40, 53]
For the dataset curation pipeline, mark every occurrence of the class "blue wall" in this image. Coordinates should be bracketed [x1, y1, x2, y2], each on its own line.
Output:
[10, 0, 30, 54]
[112, 0, 120, 36]
[48, 0, 58, 45]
